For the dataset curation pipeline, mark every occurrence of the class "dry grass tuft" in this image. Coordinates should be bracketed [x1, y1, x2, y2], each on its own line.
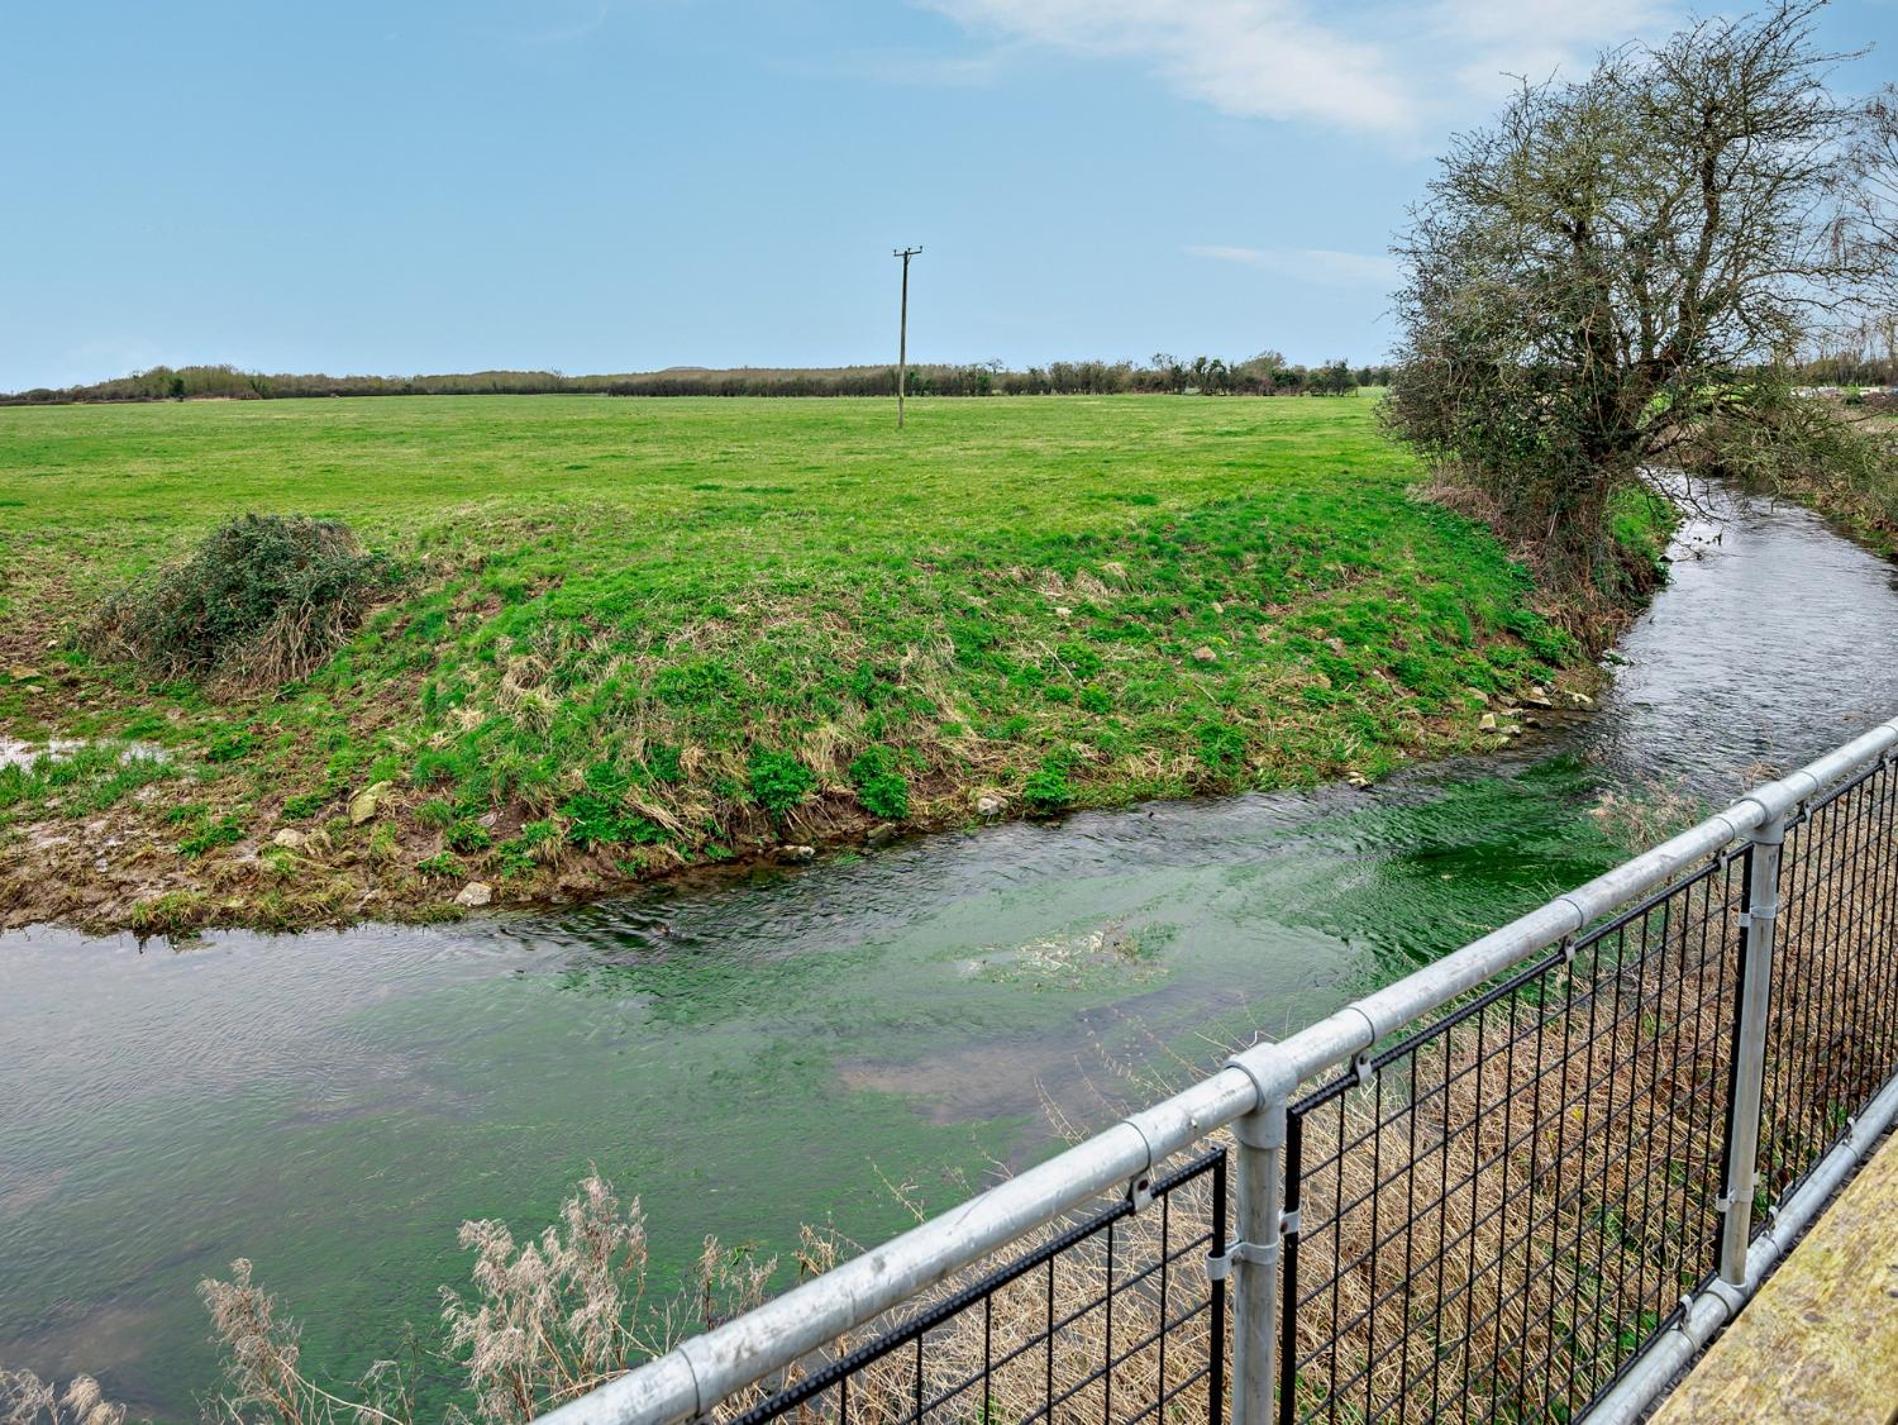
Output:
[0, 1372, 127, 1425]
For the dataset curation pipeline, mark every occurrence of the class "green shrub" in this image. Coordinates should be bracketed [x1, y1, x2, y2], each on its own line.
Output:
[848, 745, 909, 819]
[89, 514, 394, 687]
[1022, 758, 1074, 813]
[747, 748, 814, 817]
[644, 743, 684, 784]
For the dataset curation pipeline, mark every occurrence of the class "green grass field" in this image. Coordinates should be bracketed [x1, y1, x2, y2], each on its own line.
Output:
[0, 394, 1620, 932]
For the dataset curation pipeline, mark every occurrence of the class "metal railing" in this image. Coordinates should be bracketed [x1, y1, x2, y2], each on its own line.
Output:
[729, 1150, 1227, 1425]
[544, 714, 1898, 1425]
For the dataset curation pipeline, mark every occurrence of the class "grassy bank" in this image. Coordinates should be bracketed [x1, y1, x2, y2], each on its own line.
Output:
[0, 394, 1641, 934]
[1795, 407, 1898, 557]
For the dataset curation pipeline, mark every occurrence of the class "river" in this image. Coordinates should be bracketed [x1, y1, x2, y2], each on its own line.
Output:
[4, 481, 1897, 1420]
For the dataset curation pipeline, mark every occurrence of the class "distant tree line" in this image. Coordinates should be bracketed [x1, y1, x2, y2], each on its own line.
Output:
[1793, 315, 1898, 386]
[2, 356, 1393, 406]
[0, 365, 623, 405]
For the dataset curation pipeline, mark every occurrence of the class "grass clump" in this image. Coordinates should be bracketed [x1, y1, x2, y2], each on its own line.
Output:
[177, 813, 244, 857]
[847, 745, 909, 820]
[560, 765, 665, 849]
[747, 748, 814, 819]
[184, 1171, 775, 1425]
[1022, 756, 1075, 813]
[88, 513, 393, 689]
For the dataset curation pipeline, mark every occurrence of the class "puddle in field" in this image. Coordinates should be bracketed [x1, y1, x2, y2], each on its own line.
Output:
[0, 737, 170, 770]
[5, 484, 1898, 1421]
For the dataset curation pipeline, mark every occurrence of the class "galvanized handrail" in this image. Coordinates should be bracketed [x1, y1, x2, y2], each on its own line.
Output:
[542, 712, 1898, 1425]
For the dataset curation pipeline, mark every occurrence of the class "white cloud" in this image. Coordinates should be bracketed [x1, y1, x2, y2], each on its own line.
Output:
[921, 0, 1685, 143]
[1433, 0, 1676, 100]
[920, 0, 1415, 136]
[1186, 244, 1399, 286]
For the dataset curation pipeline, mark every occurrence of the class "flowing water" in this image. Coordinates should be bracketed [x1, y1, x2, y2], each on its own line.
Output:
[4, 483, 1898, 1421]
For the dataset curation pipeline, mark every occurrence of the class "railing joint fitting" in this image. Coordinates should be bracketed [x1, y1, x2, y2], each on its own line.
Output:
[1114, 1115, 1158, 1184]
[1353, 1053, 1375, 1086]
[1207, 1238, 1276, 1282]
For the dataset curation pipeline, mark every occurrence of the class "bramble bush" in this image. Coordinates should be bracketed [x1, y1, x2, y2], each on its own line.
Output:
[88, 514, 394, 689]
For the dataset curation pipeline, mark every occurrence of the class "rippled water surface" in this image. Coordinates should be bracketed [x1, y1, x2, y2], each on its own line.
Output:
[1581, 479, 1898, 787]
[4, 488, 1896, 1420]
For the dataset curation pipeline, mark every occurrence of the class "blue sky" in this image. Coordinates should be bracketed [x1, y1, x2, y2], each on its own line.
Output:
[5, 0, 1895, 390]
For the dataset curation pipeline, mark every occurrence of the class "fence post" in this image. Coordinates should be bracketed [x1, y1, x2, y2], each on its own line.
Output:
[1719, 813, 1784, 1283]
[1228, 1091, 1287, 1425]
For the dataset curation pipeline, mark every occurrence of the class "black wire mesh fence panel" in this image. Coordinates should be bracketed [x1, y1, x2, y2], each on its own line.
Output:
[1755, 756, 1898, 1213]
[1279, 856, 1749, 1425]
[727, 1150, 1227, 1425]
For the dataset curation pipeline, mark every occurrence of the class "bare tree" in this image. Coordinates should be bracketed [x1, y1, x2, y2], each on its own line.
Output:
[1386, 2, 1873, 585]
[1845, 85, 1898, 312]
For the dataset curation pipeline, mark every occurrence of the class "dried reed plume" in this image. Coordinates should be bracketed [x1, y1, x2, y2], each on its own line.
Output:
[0, 1372, 126, 1425]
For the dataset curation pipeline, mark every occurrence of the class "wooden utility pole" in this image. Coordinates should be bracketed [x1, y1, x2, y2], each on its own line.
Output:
[893, 246, 921, 427]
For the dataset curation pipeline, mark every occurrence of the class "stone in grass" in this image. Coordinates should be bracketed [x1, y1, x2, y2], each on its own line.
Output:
[866, 823, 900, 848]
[1191, 646, 1217, 663]
[455, 881, 493, 908]
[779, 845, 817, 864]
[349, 780, 391, 826]
[976, 794, 1005, 817]
[271, 828, 307, 850]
